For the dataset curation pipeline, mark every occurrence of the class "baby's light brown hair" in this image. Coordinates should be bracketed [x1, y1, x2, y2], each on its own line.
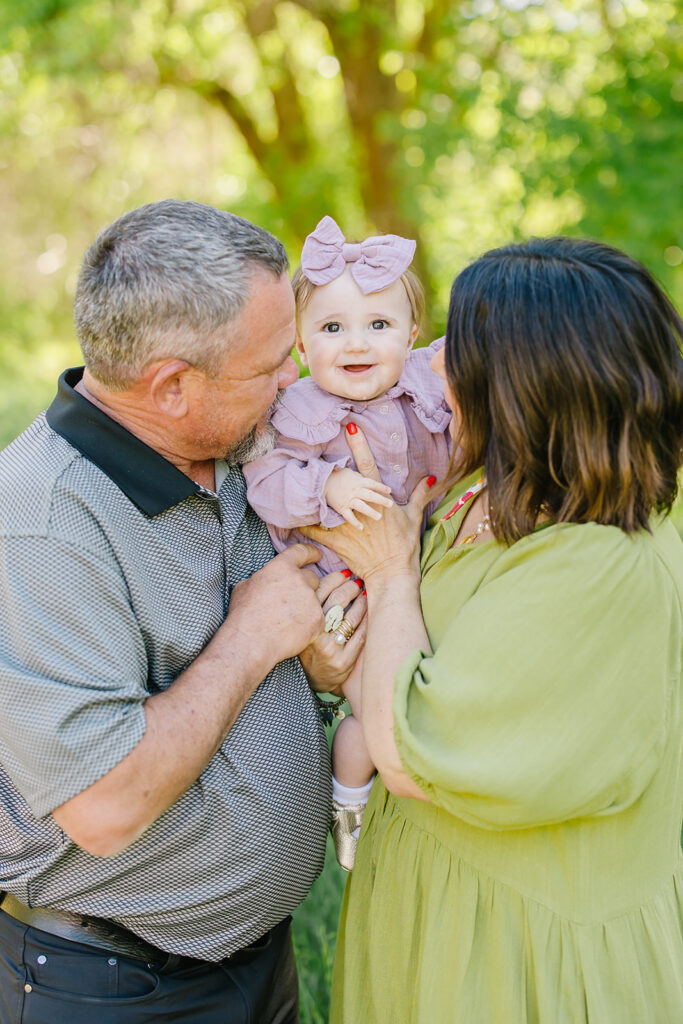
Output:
[291, 264, 425, 336]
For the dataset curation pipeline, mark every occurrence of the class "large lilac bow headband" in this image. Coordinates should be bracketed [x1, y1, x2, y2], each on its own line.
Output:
[300, 215, 416, 294]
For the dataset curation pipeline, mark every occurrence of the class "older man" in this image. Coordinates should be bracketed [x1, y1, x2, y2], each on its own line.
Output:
[0, 200, 365, 1022]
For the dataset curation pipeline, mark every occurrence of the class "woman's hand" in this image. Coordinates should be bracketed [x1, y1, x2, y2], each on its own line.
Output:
[303, 428, 435, 800]
[302, 425, 437, 584]
[299, 570, 367, 695]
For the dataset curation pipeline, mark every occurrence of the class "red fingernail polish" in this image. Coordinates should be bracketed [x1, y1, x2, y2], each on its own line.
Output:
[355, 578, 364, 588]
[346, 423, 358, 435]
[361, 589, 367, 597]
[341, 569, 352, 578]
[427, 475, 437, 488]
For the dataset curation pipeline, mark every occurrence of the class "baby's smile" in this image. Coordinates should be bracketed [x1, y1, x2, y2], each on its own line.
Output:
[296, 269, 418, 402]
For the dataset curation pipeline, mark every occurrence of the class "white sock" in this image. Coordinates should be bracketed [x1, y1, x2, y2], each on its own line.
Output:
[332, 775, 375, 807]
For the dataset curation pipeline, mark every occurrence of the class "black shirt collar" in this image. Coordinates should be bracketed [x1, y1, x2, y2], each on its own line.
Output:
[46, 368, 201, 516]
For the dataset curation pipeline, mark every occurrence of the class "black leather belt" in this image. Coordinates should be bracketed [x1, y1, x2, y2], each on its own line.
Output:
[0, 892, 274, 968]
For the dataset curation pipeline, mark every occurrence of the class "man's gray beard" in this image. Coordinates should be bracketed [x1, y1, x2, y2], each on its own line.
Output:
[225, 389, 284, 467]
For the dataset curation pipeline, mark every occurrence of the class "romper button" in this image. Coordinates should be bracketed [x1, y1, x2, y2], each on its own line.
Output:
[24, 984, 32, 993]
[392, 465, 401, 473]
[379, 405, 389, 414]
[37, 955, 47, 965]
[390, 432, 400, 442]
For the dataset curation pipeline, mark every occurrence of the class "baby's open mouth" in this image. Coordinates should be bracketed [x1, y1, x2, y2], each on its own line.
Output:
[341, 364, 374, 373]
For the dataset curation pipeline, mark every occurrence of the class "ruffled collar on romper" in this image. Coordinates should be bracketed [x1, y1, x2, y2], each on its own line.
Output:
[271, 339, 451, 445]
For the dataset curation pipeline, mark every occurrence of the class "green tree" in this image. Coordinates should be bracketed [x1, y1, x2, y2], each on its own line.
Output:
[0, 0, 681, 442]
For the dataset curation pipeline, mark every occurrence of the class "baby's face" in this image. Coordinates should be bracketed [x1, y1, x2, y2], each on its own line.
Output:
[296, 268, 418, 402]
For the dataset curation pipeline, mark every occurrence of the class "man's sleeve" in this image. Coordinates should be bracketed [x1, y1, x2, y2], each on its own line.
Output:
[0, 534, 148, 818]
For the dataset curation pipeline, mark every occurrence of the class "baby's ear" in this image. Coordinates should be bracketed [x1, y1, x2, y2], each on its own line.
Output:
[295, 333, 309, 367]
[407, 323, 419, 351]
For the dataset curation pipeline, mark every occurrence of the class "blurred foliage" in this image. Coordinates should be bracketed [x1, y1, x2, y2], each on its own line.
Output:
[0, 0, 681, 447]
[0, 5, 681, 1015]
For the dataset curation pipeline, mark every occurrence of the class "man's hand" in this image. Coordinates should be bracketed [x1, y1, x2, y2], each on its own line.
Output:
[52, 543, 324, 857]
[299, 570, 368, 694]
[324, 467, 393, 529]
[224, 544, 324, 675]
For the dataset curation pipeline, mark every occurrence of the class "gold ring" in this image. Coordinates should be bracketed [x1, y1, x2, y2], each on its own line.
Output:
[324, 605, 344, 633]
[333, 618, 355, 646]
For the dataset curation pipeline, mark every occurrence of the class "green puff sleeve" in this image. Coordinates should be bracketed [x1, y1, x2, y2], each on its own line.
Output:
[393, 521, 681, 830]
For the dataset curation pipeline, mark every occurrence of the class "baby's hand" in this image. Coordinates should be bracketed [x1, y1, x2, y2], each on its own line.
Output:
[324, 468, 393, 529]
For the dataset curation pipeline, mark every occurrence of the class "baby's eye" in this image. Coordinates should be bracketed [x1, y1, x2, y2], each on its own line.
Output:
[322, 322, 341, 333]
[371, 319, 389, 330]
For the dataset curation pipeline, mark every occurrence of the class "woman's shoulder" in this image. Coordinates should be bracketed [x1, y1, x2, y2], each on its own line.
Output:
[505, 515, 681, 563]
[426, 480, 683, 614]
[489, 518, 683, 621]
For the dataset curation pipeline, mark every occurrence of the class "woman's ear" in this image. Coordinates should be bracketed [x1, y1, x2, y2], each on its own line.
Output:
[295, 334, 309, 368]
[148, 359, 193, 419]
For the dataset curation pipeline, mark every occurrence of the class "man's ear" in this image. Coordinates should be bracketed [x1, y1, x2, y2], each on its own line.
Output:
[295, 334, 309, 368]
[148, 359, 193, 419]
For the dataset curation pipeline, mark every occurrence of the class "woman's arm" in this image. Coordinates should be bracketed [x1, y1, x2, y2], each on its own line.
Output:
[361, 574, 431, 798]
[303, 427, 437, 799]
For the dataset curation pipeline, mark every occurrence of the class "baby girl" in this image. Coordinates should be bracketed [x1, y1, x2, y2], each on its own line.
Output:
[243, 216, 452, 867]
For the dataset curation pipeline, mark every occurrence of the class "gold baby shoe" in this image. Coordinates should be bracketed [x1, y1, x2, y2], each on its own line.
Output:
[331, 801, 365, 872]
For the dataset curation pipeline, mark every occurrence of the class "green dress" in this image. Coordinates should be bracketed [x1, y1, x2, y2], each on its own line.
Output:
[331, 478, 683, 1023]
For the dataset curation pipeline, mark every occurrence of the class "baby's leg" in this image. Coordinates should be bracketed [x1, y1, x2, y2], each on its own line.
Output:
[330, 656, 375, 870]
[332, 716, 374, 787]
[332, 655, 373, 784]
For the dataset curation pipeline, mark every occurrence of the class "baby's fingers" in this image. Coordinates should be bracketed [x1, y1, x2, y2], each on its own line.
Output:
[342, 508, 365, 530]
[358, 489, 393, 509]
[349, 499, 383, 521]
[363, 479, 392, 495]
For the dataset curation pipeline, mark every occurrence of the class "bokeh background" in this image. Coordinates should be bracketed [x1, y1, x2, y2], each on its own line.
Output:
[1, 0, 681, 1019]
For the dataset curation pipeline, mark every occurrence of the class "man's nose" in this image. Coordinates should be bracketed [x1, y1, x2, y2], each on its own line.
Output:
[278, 356, 299, 389]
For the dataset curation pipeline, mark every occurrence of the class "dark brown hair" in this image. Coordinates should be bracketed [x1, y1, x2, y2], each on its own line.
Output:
[446, 237, 683, 543]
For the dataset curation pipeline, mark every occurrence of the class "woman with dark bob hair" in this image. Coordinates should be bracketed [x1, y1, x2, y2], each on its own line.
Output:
[307, 237, 683, 1023]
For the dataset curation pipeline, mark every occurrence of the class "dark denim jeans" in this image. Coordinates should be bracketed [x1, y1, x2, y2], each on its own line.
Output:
[0, 909, 298, 1023]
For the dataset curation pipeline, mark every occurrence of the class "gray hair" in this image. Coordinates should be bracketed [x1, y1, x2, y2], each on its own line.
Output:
[74, 199, 289, 389]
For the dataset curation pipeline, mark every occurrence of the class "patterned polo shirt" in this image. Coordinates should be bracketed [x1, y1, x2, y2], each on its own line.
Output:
[0, 368, 331, 960]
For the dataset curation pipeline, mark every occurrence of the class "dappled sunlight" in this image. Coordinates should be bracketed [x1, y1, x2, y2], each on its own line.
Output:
[0, 0, 680, 481]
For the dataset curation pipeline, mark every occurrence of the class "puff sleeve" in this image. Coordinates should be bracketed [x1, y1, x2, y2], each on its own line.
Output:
[393, 523, 680, 830]
[243, 436, 351, 529]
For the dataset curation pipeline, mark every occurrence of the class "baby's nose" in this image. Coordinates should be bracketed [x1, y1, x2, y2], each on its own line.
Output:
[344, 329, 369, 350]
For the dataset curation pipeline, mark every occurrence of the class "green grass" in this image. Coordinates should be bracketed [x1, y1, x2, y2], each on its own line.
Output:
[293, 836, 347, 1024]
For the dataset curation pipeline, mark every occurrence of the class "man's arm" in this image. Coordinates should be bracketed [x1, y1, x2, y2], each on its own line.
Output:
[52, 544, 324, 857]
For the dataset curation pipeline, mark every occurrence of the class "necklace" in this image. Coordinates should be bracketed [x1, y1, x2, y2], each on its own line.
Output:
[440, 477, 493, 545]
[457, 509, 492, 545]
[442, 478, 485, 520]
